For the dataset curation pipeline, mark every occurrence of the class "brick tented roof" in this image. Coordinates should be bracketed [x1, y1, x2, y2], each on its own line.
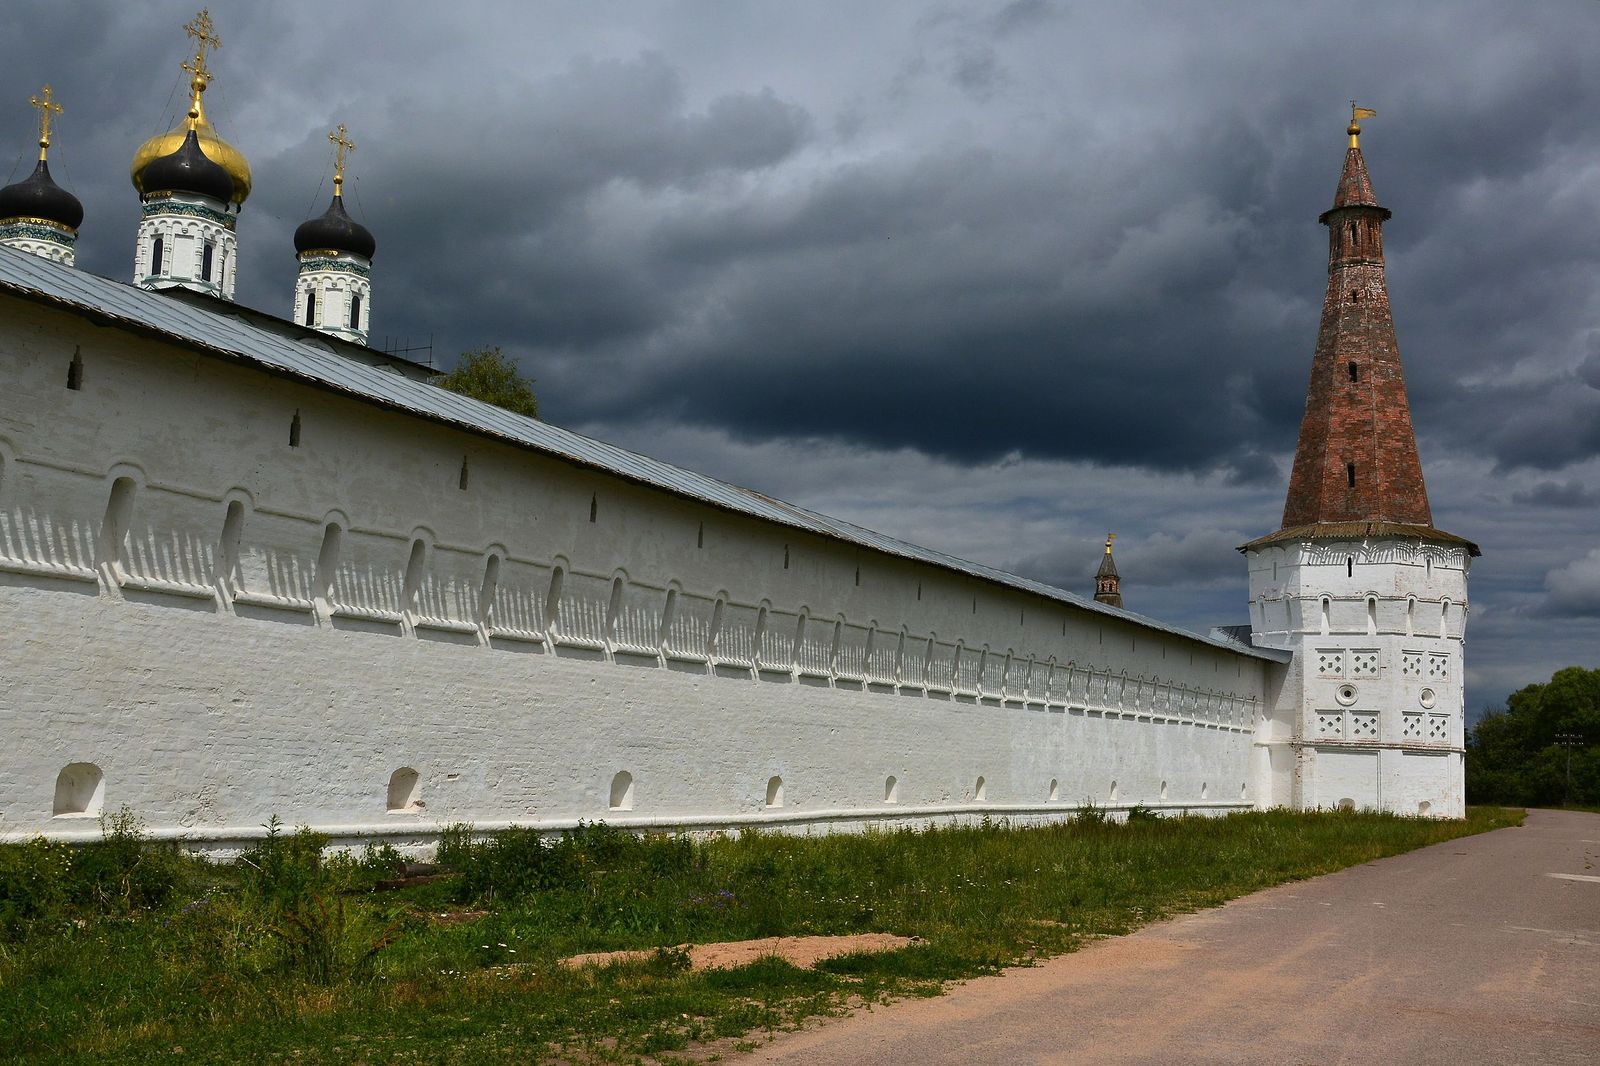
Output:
[1279, 141, 1433, 530]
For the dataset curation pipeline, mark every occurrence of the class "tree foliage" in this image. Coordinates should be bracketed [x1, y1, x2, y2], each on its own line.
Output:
[435, 346, 539, 420]
[1466, 666, 1600, 807]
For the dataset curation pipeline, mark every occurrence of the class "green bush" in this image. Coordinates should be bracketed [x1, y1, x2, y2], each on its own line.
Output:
[237, 816, 330, 908]
[0, 836, 74, 940]
[441, 821, 701, 906]
[68, 808, 184, 914]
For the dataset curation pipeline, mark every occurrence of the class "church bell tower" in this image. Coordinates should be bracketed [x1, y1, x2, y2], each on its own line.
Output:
[1243, 108, 1479, 818]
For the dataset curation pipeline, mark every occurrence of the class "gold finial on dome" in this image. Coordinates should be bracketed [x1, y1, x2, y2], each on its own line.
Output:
[329, 124, 356, 196]
[131, 9, 252, 205]
[29, 84, 62, 161]
[1105, 532, 1116, 555]
[1348, 101, 1376, 148]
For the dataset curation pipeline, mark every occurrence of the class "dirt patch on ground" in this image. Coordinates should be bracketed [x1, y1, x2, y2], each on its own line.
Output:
[561, 933, 918, 972]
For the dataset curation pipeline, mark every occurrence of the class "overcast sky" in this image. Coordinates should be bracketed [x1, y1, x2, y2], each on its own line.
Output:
[5, 1, 1598, 715]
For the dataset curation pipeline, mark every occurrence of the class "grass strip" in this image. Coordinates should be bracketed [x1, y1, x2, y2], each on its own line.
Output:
[0, 806, 1524, 1064]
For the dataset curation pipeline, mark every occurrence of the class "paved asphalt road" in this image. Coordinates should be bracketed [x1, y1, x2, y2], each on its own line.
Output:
[746, 809, 1600, 1066]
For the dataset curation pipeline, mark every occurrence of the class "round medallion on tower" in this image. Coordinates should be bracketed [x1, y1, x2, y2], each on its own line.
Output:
[0, 85, 84, 266]
[293, 123, 375, 345]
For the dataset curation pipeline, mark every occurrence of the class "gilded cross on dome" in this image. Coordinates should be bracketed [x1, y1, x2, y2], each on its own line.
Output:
[181, 9, 220, 124]
[329, 124, 356, 193]
[183, 9, 220, 79]
[29, 84, 62, 159]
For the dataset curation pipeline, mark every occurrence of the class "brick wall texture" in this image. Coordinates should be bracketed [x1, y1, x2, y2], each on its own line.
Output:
[1280, 145, 1433, 529]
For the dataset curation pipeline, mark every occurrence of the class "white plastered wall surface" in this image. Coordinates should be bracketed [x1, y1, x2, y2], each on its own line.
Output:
[0, 291, 1285, 851]
[1246, 540, 1469, 817]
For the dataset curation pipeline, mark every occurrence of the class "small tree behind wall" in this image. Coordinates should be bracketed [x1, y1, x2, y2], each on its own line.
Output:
[435, 347, 540, 420]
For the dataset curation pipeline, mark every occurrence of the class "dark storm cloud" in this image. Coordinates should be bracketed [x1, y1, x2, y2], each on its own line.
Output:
[4, 0, 1598, 710]
[1512, 480, 1600, 510]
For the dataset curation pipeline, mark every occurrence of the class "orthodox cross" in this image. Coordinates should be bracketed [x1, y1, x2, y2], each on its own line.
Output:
[329, 124, 356, 192]
[183, 9, 220, 80]
[29, 84, 62, 158]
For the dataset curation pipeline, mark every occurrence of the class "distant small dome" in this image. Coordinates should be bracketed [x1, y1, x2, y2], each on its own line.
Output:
[140, 128, 234, 204]
[294, 194, 375, 260]
[0, 158, 83, 230]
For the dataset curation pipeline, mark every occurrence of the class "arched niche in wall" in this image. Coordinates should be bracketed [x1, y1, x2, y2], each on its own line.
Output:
[54, 762, 104, 817]
[609, 771, 634, 811]
[387, 767, 422, 813]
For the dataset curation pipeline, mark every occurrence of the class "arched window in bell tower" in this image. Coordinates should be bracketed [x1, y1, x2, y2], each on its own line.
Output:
[151, 235, 165, 276]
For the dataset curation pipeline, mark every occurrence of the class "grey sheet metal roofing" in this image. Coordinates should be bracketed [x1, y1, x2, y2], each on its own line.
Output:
[0, 247, 1288, 662]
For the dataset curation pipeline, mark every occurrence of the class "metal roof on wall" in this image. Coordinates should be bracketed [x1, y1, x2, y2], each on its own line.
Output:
[0, 248, 1288, 663]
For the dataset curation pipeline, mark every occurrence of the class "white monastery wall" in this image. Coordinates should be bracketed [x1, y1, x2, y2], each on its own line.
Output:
[1246, 539, 1469, 817]
[0, 292, 1279, 849]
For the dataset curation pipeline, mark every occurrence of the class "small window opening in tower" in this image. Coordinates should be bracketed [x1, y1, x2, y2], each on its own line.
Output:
[66, 349, 83, 391]
[458, 456, 469, 490]
[151, 235, 164, 276]
[349, 294, 362, 330]
[1348, 289, 1360, 302]
[305, 291, 317, 327]
[854, 566, 860, 587]
[1348, 221, 1357, 246]
[697, 522, 704, 549]
[289, 411, 302, 448]
[1348, 362, 1359, 382]
[784, 545, 790, 570]
[1346, 556, 1354, 578]
[1347, 462, 1357, 488]
[589, 494, 597, 523]
[201, 239, 214, 283]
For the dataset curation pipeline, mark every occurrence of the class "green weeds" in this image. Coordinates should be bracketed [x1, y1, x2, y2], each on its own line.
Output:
[0, 806, 1524, 1063]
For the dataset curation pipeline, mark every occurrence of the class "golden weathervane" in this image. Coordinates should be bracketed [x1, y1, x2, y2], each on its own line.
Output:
[1105, 532, 1116, 556]
[329, 124, 356, 195]
[1348, 101, 1377, 147]
[29, 84, 62, 160]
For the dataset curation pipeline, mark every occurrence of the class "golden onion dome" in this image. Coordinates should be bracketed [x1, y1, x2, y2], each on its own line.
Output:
[131, 94, 251, 206]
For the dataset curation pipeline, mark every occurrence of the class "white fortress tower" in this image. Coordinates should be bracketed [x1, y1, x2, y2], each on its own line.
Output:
[1243, 109, 1478, 817]
[293, 124, 375, 344]
[0, 85, 84, 266]
[130, 11, 247, 301]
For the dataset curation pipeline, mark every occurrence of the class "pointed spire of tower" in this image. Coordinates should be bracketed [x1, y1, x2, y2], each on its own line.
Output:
[1094, 533, 1123, 607]
[1280, 107, 1430, 529]
[1243, 107, 1476, 556]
